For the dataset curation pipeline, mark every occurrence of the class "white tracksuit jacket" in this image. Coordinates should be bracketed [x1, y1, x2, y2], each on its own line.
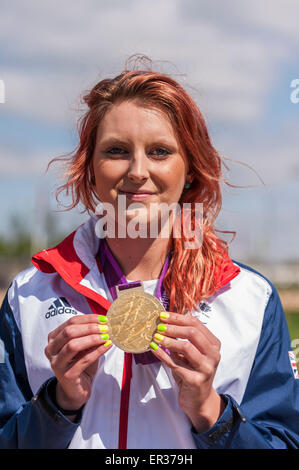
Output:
[0, 215, 298, 449]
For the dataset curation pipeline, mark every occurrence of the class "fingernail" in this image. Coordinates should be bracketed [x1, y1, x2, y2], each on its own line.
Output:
[100, 334, 109, 341]
[160, 311, 170, 320]
[154, 333, 164, 343]
[99, 325, 109, 333]
[157, 324, 167, 332]
[150, 341, 159, 351]
[98, 315, 107, 323]
[104, 340, 112, 347]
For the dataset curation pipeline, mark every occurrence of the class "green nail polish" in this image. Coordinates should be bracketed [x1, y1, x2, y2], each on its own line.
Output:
[150, 342, 159, 351]
[157, 324, 167, 332]
[100, 334, 109, 340]
[98, 315, 107, 323]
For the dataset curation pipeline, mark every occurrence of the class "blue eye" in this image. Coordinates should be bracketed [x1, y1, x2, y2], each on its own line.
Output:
[105, 146, 171, 157]
[150, 147, 171, 157]
[106, 147, 127, 155]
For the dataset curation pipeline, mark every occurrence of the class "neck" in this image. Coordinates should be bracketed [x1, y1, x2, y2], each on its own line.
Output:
[105, 235, 171, 281]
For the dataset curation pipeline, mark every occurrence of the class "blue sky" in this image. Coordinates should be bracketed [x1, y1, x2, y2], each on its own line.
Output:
[0, 0, 298, 263]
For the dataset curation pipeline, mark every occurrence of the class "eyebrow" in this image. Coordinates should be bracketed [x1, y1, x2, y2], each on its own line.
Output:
[98, 136, 178, 149]
[98, 137, 131, 147]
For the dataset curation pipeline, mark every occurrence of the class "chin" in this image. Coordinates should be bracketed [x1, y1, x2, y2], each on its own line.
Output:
[125, 207, 151, 226]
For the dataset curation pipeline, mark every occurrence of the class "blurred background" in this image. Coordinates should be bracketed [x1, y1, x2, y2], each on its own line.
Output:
[0, 0, 298, 355]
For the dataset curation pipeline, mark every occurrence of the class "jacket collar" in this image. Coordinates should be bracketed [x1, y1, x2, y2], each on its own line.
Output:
[32, 215, 240, 311]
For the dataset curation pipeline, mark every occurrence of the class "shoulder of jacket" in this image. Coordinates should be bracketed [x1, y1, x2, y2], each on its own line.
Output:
[6, 265, 60, 330]
[8, 264, 58, 299]
[233, 260, 273, 291]
[232, 260, 281, 313]
[10, 265, 45, 288]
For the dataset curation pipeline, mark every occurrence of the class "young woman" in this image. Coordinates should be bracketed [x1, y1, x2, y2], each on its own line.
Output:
[0, 68, 298, 449]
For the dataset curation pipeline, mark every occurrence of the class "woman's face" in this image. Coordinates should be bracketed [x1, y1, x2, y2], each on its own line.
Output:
[92, 100, 192, 230]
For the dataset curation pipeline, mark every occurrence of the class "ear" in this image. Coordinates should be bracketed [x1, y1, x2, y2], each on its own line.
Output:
[186, 171, 194, 185]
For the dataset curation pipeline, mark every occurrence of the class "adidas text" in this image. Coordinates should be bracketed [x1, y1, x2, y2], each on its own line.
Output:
[45, 297, 78, 319]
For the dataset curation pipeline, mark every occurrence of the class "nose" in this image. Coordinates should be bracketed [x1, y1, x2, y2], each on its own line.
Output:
[127, 149, 149, 184]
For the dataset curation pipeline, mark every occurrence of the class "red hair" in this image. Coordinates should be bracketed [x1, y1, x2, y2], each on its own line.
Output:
[49, 66, 234, 314]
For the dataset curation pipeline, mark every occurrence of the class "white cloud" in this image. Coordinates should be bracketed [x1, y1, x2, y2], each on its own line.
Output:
[0, 1, 298, 197]
[178, 0, 299, 44]
[0, 0, 297, 126]
[0, 147, 54, 176]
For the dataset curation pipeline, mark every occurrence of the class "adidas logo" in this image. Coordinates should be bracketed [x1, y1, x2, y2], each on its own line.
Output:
[45, 297, 78, 319]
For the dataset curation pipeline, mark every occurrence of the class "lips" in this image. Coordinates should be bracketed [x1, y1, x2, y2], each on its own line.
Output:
[118, 189, 155, 200]
[119, 189, 155, 195]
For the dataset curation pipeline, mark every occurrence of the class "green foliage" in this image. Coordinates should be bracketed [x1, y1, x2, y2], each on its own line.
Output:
[286, 312, 299, 368]
[0, 214, 32, 258]
[0, 213, 67, 259]
[0, 235, 31, 258]
[286, 312, 299, 342]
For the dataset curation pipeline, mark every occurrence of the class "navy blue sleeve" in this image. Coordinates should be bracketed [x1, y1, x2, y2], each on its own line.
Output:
[191, 285, 299, 449]
[0, 288, 81, 449]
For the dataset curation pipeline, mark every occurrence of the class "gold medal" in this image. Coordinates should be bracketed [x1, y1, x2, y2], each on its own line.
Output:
[106, 283, 165, 353]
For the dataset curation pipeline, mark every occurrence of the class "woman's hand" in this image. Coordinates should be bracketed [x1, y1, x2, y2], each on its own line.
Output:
[45, 314, 112, 411]
[150, 311, 225, 433]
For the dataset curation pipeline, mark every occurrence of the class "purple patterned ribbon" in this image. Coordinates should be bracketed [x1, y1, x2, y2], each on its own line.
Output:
[98, 238, 170, 365]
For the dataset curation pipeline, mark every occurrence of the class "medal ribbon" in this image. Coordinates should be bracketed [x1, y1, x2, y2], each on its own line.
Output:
[98, 238, 170, 365]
